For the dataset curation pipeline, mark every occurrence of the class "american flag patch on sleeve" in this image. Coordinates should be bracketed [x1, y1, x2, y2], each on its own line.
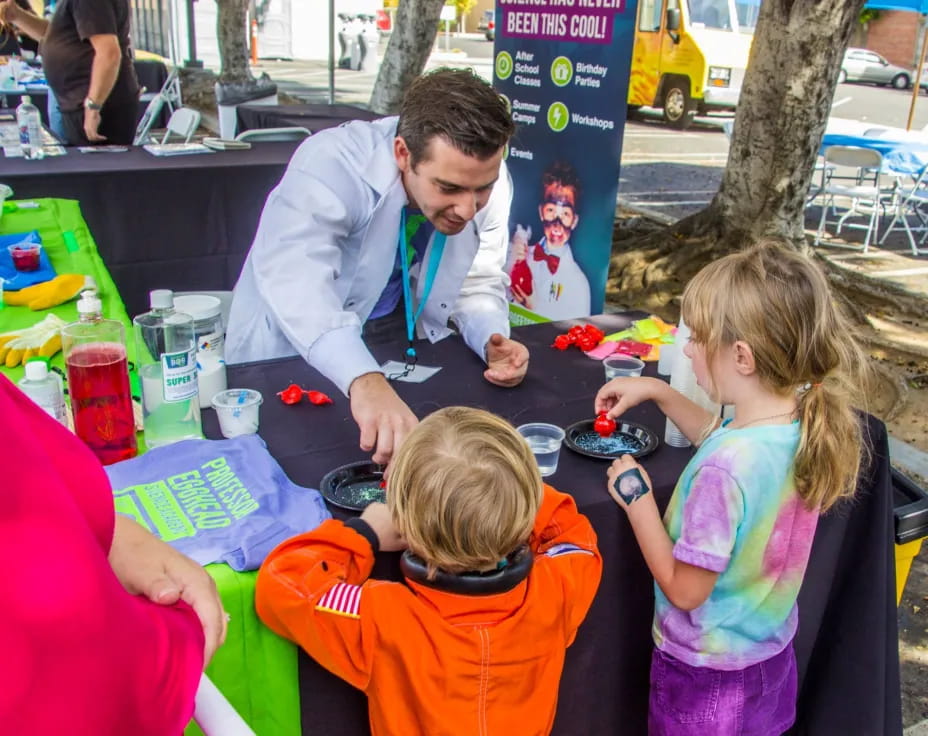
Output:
[316, 582, 362, 619]
[544, 543, 594, 558]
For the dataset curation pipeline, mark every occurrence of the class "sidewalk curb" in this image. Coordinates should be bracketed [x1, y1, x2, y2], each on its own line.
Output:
[615, 197, 676, 226]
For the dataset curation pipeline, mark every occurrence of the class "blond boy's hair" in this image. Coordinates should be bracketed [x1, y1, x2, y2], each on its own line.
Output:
[387, 407, 543, 577]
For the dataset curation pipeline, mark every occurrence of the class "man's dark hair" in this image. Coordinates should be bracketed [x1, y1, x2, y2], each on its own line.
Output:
[541, 160, 582, 203]
[397, 68, 515, 167]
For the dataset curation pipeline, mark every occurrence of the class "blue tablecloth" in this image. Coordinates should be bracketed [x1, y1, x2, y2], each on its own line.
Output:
[821, 132, 928, 176]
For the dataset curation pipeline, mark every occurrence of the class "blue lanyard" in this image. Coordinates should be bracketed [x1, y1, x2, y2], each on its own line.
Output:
[399, 208, 446, 362]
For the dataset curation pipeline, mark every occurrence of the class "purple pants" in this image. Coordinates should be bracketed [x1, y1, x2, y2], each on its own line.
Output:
[648, 644, 797, 735]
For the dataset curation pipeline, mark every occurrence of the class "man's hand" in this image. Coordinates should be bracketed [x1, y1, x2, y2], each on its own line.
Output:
[484, 333, 529, 387]
[349, 372, 418, 464]
[83, 108, 106, 142]
[0, 0, 24, 26]
[0, 0, 18, 25]
[360, 502, 407, 552]
[109, 516, 227, 666]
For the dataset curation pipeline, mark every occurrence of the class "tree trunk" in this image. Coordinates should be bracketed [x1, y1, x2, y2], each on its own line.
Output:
[607, 0, 867, 310]
[369, 0, 446, 114]
[216, 0, 253, 85]
[689, 0, 867, 248]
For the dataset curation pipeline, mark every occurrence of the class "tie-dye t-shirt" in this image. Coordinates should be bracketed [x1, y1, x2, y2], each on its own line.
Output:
[652, 420, 819, 670]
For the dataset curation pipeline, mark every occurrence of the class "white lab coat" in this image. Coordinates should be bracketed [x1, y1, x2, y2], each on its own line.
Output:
[225, 116, 513, 396]
[524, 240, 591, 321]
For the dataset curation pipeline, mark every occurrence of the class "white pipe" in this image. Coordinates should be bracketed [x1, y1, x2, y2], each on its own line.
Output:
[193, 673, 256, 736]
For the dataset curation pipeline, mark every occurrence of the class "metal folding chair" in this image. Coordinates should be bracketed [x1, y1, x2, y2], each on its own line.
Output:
[878, 162, 928, 256]
[233, 127, 312, 143]
[813, 145, 887, 252]
[161, 107, 201, 144]
[133, 68, 181, 146]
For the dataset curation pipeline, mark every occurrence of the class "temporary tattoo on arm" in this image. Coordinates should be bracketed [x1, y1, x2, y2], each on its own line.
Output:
[614, 467, 650, 504]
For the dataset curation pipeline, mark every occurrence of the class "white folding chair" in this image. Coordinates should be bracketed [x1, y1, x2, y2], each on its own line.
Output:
[161, 107, 201, 144]
[233, 127, 311, 143]
[813, 145, 887, 252]
[878, 162, 928, 256]
[133, 68, 181, 146]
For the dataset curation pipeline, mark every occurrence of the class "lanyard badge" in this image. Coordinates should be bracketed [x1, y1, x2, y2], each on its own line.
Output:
[388, 209, 447, 381]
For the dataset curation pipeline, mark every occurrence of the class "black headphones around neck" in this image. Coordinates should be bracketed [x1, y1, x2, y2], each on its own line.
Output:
[400, 544, 533, 596]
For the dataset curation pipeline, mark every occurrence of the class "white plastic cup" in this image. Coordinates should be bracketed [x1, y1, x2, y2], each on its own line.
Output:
[517, 422, 566, 477]
[603, 355, 645, 380]
[211, 389, 262, 438]
[664, 418, 691, 448]
[657, 340, 678, 377]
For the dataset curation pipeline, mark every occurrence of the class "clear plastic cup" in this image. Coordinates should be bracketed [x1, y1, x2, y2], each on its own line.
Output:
[9, 242, 42, 272]
[211, 388, 262, 438]
[604, 355, 645, 380]
[517, 422, 566, 477]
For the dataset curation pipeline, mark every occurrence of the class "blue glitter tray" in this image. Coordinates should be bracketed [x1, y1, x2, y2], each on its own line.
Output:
[320, 460, 386, 511]
[564, 419, 659, 460]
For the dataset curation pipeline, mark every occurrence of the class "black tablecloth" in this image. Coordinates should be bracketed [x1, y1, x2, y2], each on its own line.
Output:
[1, 141, 298, 316]
[208, 316, 901, 735]
[236, 102, 382, 135]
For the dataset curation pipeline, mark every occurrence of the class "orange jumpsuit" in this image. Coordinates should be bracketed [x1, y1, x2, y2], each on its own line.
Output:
[256, 484, 602, 736]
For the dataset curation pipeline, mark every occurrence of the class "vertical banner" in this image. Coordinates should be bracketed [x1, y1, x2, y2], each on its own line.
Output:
[494, 0, 638, 322]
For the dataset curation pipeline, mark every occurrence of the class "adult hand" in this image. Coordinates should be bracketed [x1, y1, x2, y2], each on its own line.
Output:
[594, 376, 663, 420]
[360, 502, 407, 552]
[605, 454, 654, 512]
[349, 372, 418, 465]
[83, 108, 106, 143]
[109, 516, 227, 665]
[0, 0, 21, 25]
[484, 333, 529, 387]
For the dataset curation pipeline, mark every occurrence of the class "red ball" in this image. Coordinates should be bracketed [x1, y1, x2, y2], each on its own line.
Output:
[593, 412, 616, 437]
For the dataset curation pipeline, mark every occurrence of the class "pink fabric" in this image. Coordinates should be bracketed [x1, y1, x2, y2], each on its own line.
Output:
[0, 374, 204, 735]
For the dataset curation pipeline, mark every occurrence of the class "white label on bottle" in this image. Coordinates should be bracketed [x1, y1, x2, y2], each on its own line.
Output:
[161, 349, 198, 402]
[196, 330, 225, 361]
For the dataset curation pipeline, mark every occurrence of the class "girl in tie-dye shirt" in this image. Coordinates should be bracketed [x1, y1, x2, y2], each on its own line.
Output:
[594, 241, 868, 736]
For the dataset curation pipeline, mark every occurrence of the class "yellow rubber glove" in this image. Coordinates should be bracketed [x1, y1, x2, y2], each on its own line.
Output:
[3, 274, 92, 311]
[0, 314, 67, 367]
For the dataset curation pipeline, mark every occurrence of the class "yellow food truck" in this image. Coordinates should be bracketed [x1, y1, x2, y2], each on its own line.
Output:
[628, 0, 760, 128]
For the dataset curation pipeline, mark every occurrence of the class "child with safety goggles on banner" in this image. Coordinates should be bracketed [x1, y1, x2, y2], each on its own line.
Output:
[509, 160, 592, 320]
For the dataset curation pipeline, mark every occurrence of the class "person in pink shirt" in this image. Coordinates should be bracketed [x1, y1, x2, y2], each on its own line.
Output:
[0, 373, 226, 735]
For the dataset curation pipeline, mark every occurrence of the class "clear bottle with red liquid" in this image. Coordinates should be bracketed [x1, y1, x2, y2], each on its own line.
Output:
[61, 290, 138, 465]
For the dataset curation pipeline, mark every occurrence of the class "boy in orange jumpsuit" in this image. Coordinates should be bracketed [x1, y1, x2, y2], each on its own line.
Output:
[256, 406, 602, 736]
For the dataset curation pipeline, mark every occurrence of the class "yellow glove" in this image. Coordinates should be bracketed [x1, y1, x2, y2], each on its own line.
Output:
[0, 314, 67, 367]
[3, 274, 92, 311]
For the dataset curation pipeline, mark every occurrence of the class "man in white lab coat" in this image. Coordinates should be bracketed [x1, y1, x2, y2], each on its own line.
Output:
[226, 69, 528, 464]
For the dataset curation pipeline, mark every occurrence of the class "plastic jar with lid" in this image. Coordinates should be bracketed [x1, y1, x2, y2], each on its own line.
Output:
[173, 294, 227, 408]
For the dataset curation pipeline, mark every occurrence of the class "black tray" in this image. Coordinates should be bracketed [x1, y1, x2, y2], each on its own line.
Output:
[320, 460, 386, 511]
[563, 419, 659, 460]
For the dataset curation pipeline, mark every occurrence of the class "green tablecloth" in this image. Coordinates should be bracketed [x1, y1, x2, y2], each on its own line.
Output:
[1, 198, 300, 736]
[0, 197, 135, 384]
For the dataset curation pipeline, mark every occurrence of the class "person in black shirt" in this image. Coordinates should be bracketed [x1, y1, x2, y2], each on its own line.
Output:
[0, 0, 139, 145]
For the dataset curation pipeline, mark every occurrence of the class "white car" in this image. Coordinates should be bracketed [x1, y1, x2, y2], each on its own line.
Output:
[840, 48, 912, 89]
